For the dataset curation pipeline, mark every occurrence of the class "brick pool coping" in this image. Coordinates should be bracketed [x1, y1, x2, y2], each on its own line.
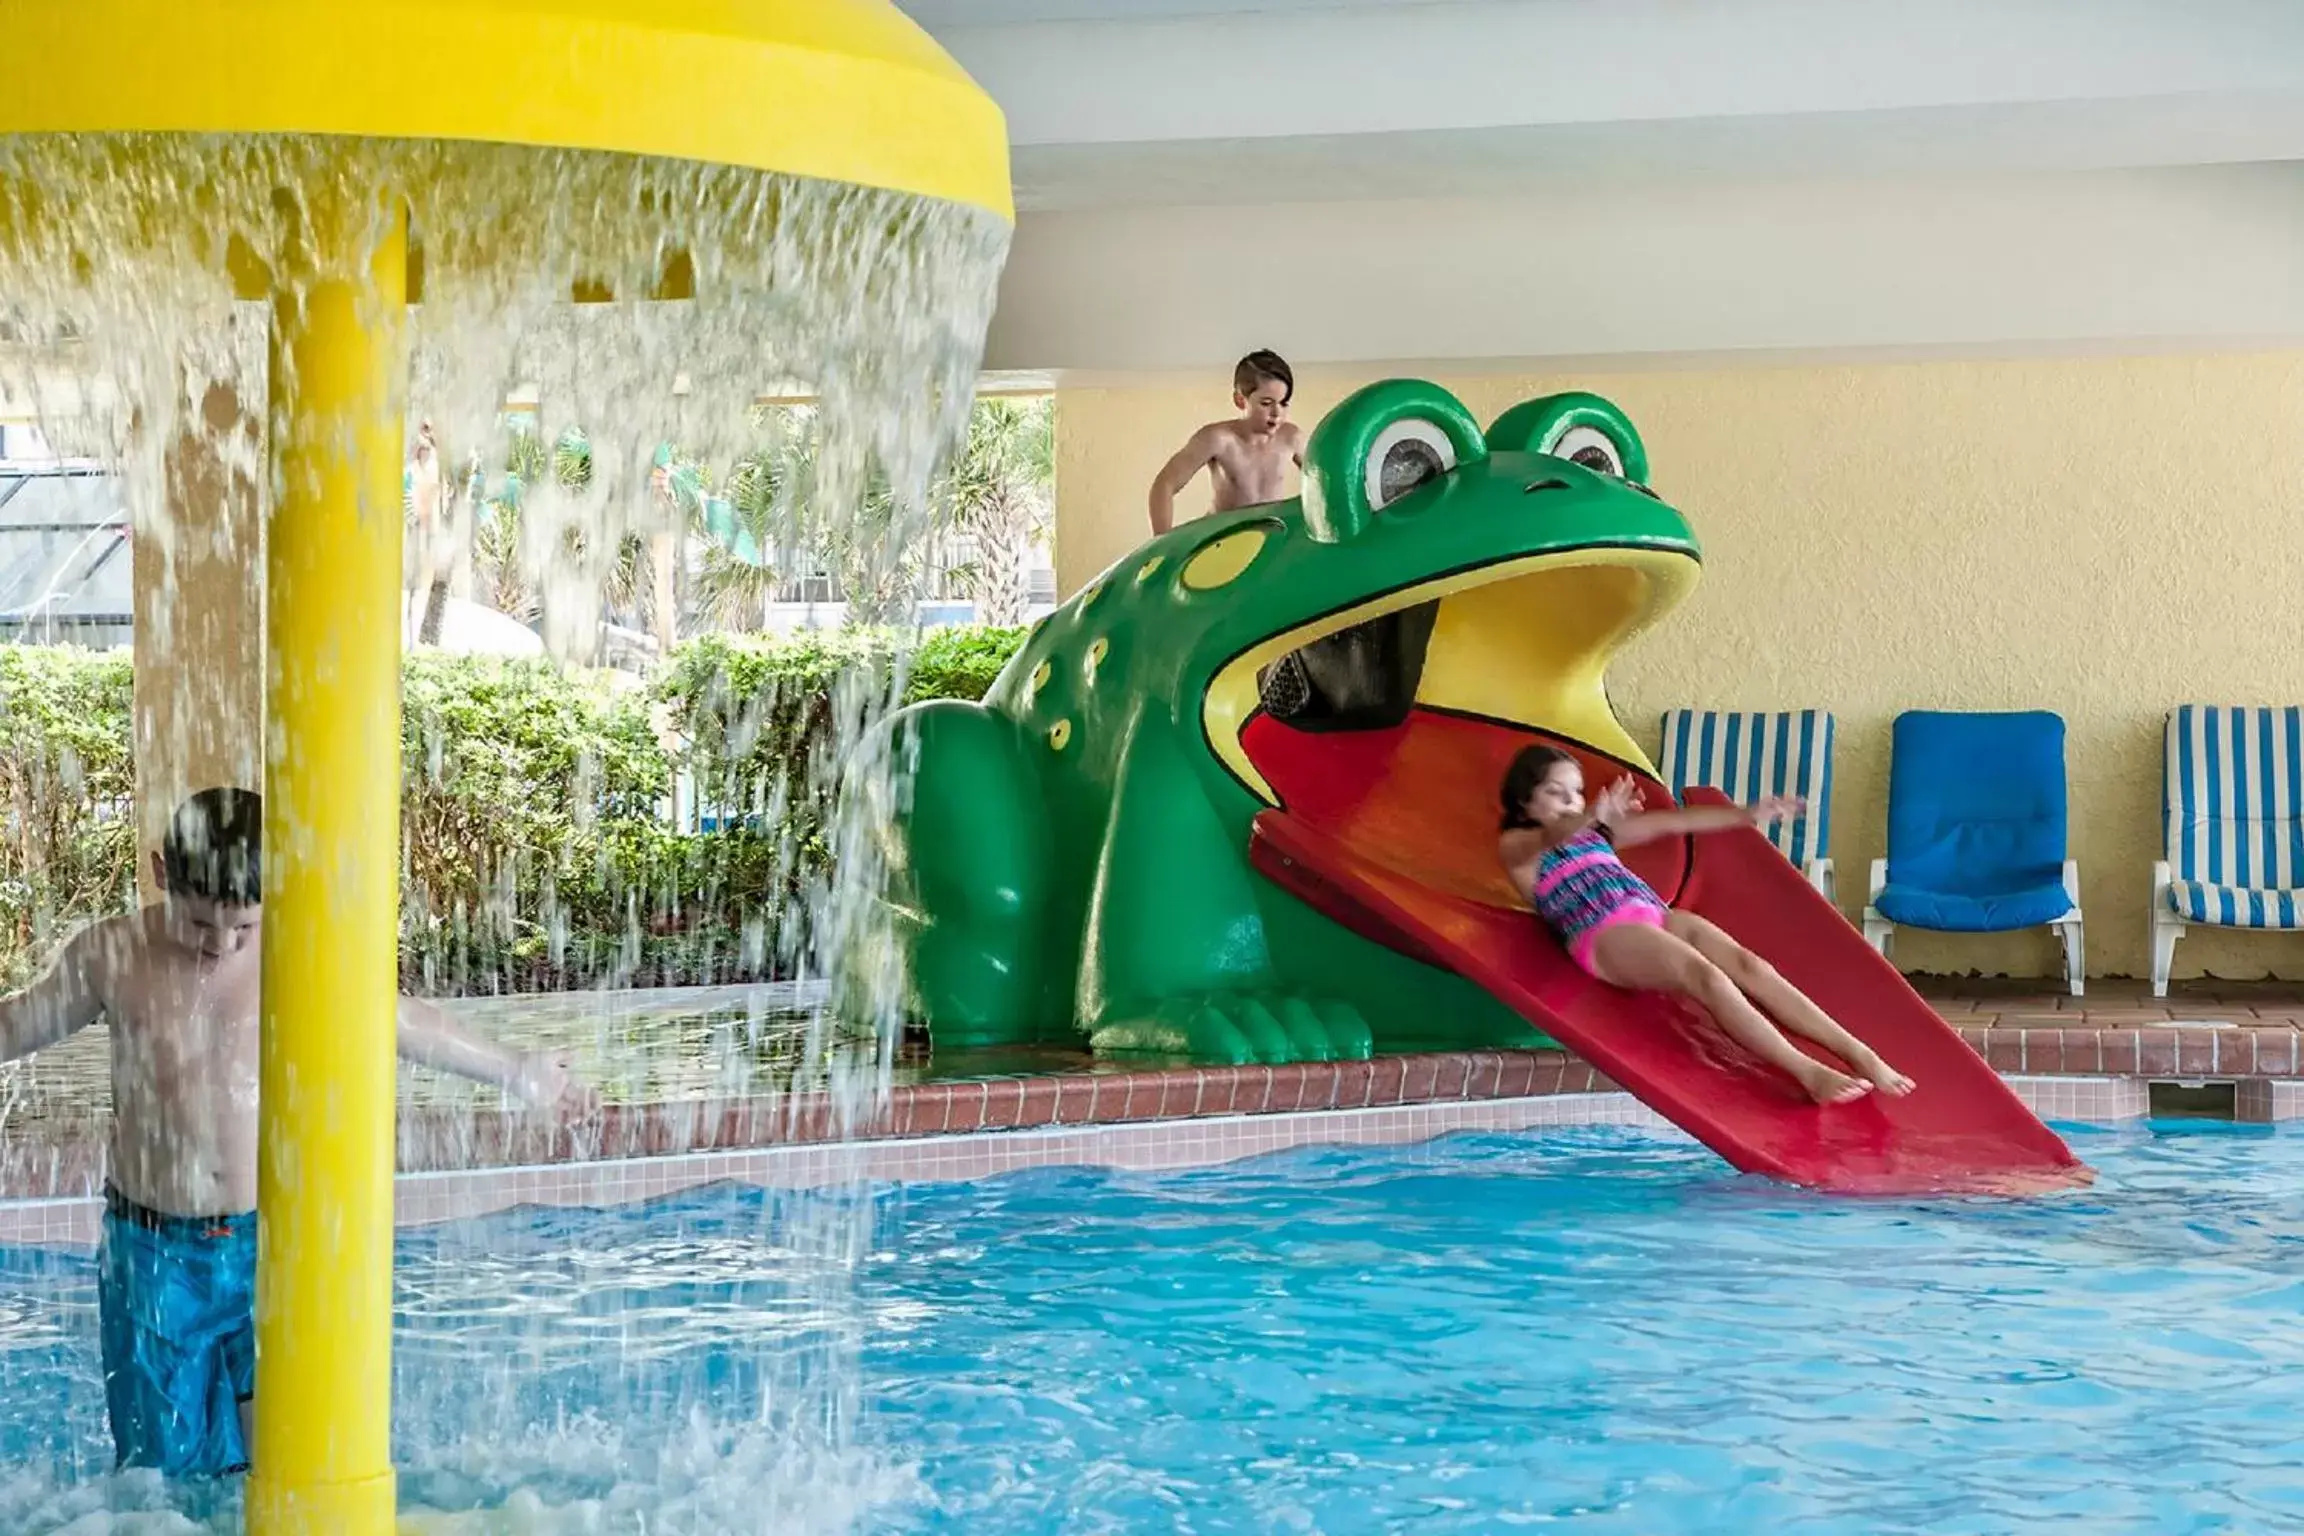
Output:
[0, 1089, 1687, 1247]
[6, 983, 2302, 1242]
[4, 1034, 2298, 1203]
[2, 1050, 1625, 1203]
[1935, 979, 2304, 1076]
[1958, 1021, 2302, 1076]
[0, 1068, 2267, 1250]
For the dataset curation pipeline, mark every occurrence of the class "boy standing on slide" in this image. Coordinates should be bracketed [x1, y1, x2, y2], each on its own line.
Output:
[1146, 349, 1306, 535]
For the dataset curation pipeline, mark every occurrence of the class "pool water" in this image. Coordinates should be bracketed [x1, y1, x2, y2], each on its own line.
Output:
[2, 1122, 2300, 1534]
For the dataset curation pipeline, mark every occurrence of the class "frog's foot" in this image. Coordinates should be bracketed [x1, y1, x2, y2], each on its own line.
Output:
[1089, 992, 1375, 1066]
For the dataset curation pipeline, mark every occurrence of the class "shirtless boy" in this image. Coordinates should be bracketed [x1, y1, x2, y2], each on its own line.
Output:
[1146, 350, 1307, 535]
[0, 787, 593, 1480]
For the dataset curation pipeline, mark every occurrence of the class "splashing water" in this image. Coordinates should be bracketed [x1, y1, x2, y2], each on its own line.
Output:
[0, 131, 1008, 1521]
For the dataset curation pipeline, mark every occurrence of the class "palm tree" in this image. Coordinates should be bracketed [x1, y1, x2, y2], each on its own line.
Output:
[942, 396, 1054, 626]
[745, 404, 921, 627]
[690, 407, 808, 631]
[471, 424, 601, 629]
[457, 392, 1058, 643]
[695, 396, 1055, 630]
[471, 500, 534, 623]
[818, 468, 917, 627]
[468, 427, 545, 624]
[687, 404, 922, 630]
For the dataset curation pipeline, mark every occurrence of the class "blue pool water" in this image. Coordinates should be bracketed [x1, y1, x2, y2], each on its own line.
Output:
[2, 1122, 2301, 1533]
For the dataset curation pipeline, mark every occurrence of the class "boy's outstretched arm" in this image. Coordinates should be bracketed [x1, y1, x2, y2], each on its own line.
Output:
[395, 994, 596, 1116]
[1148, 428, 1215, 536]
[0, 925, 107, 1064]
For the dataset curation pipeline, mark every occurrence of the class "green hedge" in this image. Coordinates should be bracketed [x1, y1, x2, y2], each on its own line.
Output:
[0, 647, 137, 989]
[0, 626, 1028, 994]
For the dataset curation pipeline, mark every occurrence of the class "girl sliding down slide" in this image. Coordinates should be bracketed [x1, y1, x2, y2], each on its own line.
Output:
[1496, 746, 1916, 1106]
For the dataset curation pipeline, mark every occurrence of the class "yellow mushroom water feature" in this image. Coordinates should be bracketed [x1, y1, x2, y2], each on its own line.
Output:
[0, 4, 1011, 1529]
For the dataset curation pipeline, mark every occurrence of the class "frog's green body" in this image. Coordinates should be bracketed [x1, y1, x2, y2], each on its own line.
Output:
[879, 381, 1703, 1063]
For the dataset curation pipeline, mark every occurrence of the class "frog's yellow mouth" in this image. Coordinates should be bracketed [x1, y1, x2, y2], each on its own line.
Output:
[1203, 546, 1700, 805]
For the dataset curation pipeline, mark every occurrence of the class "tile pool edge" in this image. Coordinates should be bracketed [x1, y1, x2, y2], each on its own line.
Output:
[0, 1047, 1626, 1202]
[1957, 1023, 2302, 1075]
[390, 1091, 1686, 1226]
[0, 1092, 1672, 1246]
[0, 1071, 2265, 1248]
[2, 1057, 2289, 1246]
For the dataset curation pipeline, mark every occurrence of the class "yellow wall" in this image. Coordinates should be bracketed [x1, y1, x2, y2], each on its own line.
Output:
[1054, 350, 2304, 984]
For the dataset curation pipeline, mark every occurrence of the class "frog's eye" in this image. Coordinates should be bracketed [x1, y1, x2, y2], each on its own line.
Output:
[1301, 379, 1485, 542]
[1364, 419, 1458, 511]
[1551, 425, 1626, 478]
[1485, 392, 1651, 487]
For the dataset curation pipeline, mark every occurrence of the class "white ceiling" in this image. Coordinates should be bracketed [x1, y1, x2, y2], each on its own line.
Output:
[1008, 93, 2304, 208]
[904, 0, 2304, 211]
[900, 0, 2304, 370]
[900, 0, 1438, 25]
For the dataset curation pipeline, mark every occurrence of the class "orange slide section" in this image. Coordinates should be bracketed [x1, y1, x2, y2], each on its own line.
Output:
[1243, 709, 2088, 1195]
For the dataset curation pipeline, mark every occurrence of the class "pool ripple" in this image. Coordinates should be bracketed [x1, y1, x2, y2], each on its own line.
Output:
[1, 1123, 2302, 1532]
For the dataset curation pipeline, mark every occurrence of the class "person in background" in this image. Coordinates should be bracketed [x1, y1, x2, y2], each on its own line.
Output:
[1146, 349, 1306, 535]
[0, 786, 595, 1480]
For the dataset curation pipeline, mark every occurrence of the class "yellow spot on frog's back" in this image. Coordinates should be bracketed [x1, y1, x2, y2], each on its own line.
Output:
[1079, 579, 1107, 609]
[1181, 524, 1272, 591]
[1028, 660, 1052, 696]
[1048, 719, 1073, 751]
[1085, 637, 1109, 677]
[1135, 555, 1165, 584]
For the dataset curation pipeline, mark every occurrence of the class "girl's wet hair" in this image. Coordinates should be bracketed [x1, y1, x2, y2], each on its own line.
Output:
[1499, 745, 1578, 830]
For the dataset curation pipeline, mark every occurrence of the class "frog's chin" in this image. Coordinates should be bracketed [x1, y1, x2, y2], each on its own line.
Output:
[1202, 544, 1699, 807]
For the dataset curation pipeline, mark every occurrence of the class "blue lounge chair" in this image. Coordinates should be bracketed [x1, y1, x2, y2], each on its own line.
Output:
[2154, 706, 2304, 996]
[1658, 709, 1837, 903]
[1861, 710, 2084, 995]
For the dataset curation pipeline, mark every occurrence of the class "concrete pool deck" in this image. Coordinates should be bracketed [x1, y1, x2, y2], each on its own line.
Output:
[1, 978, 2298, 1243]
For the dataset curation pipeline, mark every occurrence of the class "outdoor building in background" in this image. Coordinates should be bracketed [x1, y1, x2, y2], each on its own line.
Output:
[0, 425, 126, 648]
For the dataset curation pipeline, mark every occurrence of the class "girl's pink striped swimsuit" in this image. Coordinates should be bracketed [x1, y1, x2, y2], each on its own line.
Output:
[1528, 827, 1669, 970]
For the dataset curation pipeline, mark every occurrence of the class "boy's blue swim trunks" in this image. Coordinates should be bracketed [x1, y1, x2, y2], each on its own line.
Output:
[97, 1184, 257, 1478]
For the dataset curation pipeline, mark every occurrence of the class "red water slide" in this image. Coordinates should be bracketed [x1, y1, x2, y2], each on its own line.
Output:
[1243, 709, 2088, 1195]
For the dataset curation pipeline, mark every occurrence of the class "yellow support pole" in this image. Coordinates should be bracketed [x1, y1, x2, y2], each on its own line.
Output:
[247, 188, 407, 1535]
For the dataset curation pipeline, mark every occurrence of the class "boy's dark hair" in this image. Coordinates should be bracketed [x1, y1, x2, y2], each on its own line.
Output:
[163, 787, 263, 904]
[1499, 746, 1577, 830]
[1234, 349, 1293, 405]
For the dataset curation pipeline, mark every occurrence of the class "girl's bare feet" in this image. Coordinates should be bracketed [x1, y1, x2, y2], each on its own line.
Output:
[1847, 1048, 1917, 1097]
[1795, 1060, 1872, 1105]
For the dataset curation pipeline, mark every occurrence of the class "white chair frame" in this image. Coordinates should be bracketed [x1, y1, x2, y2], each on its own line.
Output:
[1863, 859, 2085, 997]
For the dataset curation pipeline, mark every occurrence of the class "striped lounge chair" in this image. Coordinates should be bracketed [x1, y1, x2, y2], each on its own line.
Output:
[2154, 706, 2304, 996]
[1657, 709, 1837, 902]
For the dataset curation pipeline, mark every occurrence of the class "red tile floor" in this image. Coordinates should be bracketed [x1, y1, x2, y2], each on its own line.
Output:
[1923, 977, 2304, 1077]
